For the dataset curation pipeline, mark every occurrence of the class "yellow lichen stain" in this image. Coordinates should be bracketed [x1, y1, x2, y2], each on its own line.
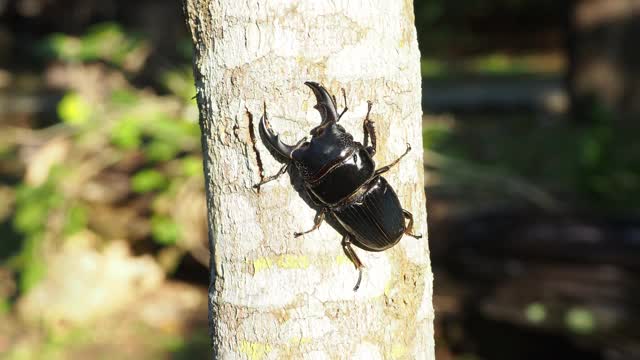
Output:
[390, 343, 407, 359]
[289, 337, 312, 345]
[253, 257, 274, 273]
[384, 279, 394, 297]
[252, 255, 310, 274]
[277, 254, 310, 269]
[240, 340, 272, 360]
[335, 254, 351, 265]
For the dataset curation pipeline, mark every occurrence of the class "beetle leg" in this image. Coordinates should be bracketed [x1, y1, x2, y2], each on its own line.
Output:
[337, 88, 348, 121]
[255, 133, 307, 191]
[294, 208, 326, 237]
[363, 100, 376, 156]
[253, 163, 289, 191]
[374, 143, 411, 176]
[402, 209, 422, 239]
[341, 234, 364, 291]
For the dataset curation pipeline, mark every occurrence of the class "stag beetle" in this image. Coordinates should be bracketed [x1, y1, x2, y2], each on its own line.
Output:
[255, 81, 421, 290]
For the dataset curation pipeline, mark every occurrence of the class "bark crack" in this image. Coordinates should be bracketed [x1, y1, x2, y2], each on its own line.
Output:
[247, 109, 265, 191]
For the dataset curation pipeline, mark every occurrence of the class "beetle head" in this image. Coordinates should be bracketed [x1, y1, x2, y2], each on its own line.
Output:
[290, 121, 352, 176]
[290, 82, 353, 177]
[259, 82, 353, 178]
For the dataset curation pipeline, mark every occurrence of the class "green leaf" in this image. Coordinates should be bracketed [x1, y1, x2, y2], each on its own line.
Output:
[110, 89, 139, 106]
[0, 298, 10, 315]
[111, 117, 142, 150]
[145, 141, 180, 162]
[151, 216, 181, 245]
[40, 33, 83, 61]
[39, 22, 145, 68]
[19, 235, 46, 293]
[131, 169, 168, 193]
[58, 92, 91, 125]
[13, 183, 61, 235]
[147, 115, 196, 142]
[14, 202, 48, 235]
[63, 205, 88, 236]
[81, 23, 143, 66]
[181, 156, 202, 177]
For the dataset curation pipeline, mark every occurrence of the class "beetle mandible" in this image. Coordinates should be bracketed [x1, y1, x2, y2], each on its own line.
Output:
[255, 81, 421, 290]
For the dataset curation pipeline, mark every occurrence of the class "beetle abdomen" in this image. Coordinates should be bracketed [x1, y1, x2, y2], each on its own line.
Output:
[333, 176, 406, 251]
[307, 147, 375, 205]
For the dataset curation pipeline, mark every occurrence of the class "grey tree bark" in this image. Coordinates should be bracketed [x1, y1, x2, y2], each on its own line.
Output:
[183, 0, 434, 358]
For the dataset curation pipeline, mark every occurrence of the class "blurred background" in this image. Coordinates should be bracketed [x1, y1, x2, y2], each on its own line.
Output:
[0, 0, 639, 359]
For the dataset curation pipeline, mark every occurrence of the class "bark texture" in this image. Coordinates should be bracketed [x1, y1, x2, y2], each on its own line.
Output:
[183, 0, 433, 358]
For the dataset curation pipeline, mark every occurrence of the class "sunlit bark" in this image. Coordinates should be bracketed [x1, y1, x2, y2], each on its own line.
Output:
[183, 0, 434, 358]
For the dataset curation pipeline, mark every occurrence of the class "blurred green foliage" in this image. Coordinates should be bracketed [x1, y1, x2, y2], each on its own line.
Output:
[11, 178, 63, 292]
[565, 307, 596, 334]
[14, 181, 62, 236]
[0, 298, 10, 315]
[181, 156, 203, 177]
[132, 169, 169, 193]
[424, 111, 640, 211]
[161, 67, 197, 103]
[1, 320, 208, 360]
[39, 23, 147, 67]
[58, 92, 92, 125]
[525, 303, 547, 324]
[421, 54, 563, 78]
[151, 215, 181, 245]
[111, 116, 143, 149]
[3, 22, 203, 301]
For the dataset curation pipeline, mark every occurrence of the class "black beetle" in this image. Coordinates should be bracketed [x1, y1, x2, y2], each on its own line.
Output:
[255, 81, 421, 290]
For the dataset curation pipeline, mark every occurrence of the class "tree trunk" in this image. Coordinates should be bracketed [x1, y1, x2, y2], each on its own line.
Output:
[183, 1, 434, 359]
